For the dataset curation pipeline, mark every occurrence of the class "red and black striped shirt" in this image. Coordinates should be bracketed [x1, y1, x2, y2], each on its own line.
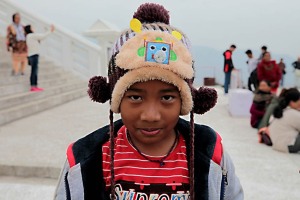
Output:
[102, 126, 190, 199]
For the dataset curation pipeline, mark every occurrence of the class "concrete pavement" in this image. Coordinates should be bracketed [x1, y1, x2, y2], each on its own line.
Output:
[0, 176, 56, 200]
[0, 86, 299, 200]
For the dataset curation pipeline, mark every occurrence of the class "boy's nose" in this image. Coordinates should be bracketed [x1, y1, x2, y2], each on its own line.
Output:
[140, 103, 161, 122]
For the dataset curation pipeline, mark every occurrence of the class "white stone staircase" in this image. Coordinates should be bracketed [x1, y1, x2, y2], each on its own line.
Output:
[0, 0, 109, 126]
[0, 37, 88, 125]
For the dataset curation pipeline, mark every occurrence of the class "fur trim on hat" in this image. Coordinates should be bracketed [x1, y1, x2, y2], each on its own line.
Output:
[116, 31, 193, 79]
[111, 66, 193, 115]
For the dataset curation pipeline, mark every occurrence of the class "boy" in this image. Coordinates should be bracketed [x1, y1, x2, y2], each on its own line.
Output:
[245, 49, 259, 91]
[54, 3, 243, 200]
[223, 44, 237, 94]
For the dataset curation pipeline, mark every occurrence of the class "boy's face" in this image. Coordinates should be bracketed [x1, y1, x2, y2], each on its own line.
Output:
[120, 80, 181, 149]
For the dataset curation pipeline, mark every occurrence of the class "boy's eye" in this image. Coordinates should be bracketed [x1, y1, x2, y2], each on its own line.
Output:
[129, 95, 142, 101]
[161, 95, 175, 101]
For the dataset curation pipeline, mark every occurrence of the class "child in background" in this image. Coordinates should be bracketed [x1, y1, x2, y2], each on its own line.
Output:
[24, 24, 55, 92]
[54, 3, 243, 200]
[250, 80, 273, 128]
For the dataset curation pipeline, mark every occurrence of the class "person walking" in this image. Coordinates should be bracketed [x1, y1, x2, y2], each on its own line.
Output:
[24, 24, 55, 92]
[257, 52, 282, 94]
[223, 44, 236, 94]
[292, 57, 300, 88]
[245, 49, 259, 91]
[6, 13, 27, 76]
[278, 58, 286, 87]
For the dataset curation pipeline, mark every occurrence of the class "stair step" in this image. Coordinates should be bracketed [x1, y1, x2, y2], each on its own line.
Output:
[0, 60, 54, 71]
[0, 35, 88, 126]
[0, 165, 60, 179]
[0, 65, 62, 75]
[0, 87, 87, 126]
[0, 70, 75, 86]
[0, 62, 10, 68]
[0, 75, 83, 97]
[0, 64, 63, 76]
[0, 80, 87, 110]
[0, 176, 56, 200]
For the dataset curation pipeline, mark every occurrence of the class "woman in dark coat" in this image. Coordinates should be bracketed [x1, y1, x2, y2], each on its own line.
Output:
[257, 52, 282, 94]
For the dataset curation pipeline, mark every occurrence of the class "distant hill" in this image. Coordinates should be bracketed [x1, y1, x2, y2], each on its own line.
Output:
[192, 45, 296, 88]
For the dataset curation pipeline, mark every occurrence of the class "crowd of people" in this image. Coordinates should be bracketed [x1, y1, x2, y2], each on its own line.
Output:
[5, 12, 54, 92]
[222, 45, 300, 154]
[223, 45, 300, 93]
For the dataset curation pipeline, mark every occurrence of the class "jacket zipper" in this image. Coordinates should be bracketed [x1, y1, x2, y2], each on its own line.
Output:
[220, 168, 228, 200]
[64, 172, 71, 200]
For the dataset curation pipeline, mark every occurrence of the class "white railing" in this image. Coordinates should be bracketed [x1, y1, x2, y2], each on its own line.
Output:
[0, 0, 106, 79]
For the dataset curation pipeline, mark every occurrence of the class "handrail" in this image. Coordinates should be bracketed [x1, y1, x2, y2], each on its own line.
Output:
[0, 0, 106, 79]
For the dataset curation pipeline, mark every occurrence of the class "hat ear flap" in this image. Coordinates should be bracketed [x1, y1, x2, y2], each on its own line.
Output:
[192, 87, 218, 114]
[87, 76, 111, 103]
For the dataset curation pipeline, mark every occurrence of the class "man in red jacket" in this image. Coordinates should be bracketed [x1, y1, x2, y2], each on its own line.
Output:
[223, 44, 236, 94]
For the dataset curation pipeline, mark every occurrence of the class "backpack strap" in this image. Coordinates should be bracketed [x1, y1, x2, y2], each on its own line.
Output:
[67, 143, 76, 168]
[212, 132, 223, 165]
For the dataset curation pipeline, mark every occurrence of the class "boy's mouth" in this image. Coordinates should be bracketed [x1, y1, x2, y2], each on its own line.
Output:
[140, 128, 161, 136]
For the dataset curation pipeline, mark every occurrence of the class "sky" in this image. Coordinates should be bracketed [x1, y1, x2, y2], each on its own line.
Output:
[12, 0, 300, 58]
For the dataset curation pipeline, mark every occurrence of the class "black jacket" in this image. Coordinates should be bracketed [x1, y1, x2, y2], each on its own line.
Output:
[55, 118, 243, 200]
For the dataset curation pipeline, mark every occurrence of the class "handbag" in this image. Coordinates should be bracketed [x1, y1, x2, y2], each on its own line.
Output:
[7, 26, 17, 48]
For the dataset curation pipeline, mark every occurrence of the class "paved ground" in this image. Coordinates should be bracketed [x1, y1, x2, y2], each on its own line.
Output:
[0, 86, 299, 200]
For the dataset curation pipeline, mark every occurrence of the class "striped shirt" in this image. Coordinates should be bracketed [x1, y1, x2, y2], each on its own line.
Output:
[102, 125, 190, 199]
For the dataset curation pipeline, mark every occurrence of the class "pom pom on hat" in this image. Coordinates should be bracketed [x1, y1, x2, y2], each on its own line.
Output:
[133, 3, 170, 24]
[192, 87, 218, 114]
[87, 76, 111, 103]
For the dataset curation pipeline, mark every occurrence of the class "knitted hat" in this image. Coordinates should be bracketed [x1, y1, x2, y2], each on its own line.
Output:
[88, 3, 217, 115]
[87, 3, 218, 200]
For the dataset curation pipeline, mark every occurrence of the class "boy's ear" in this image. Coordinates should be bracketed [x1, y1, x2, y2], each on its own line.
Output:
[87, 76, 111, 103]
[192, 87, 218, 114]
